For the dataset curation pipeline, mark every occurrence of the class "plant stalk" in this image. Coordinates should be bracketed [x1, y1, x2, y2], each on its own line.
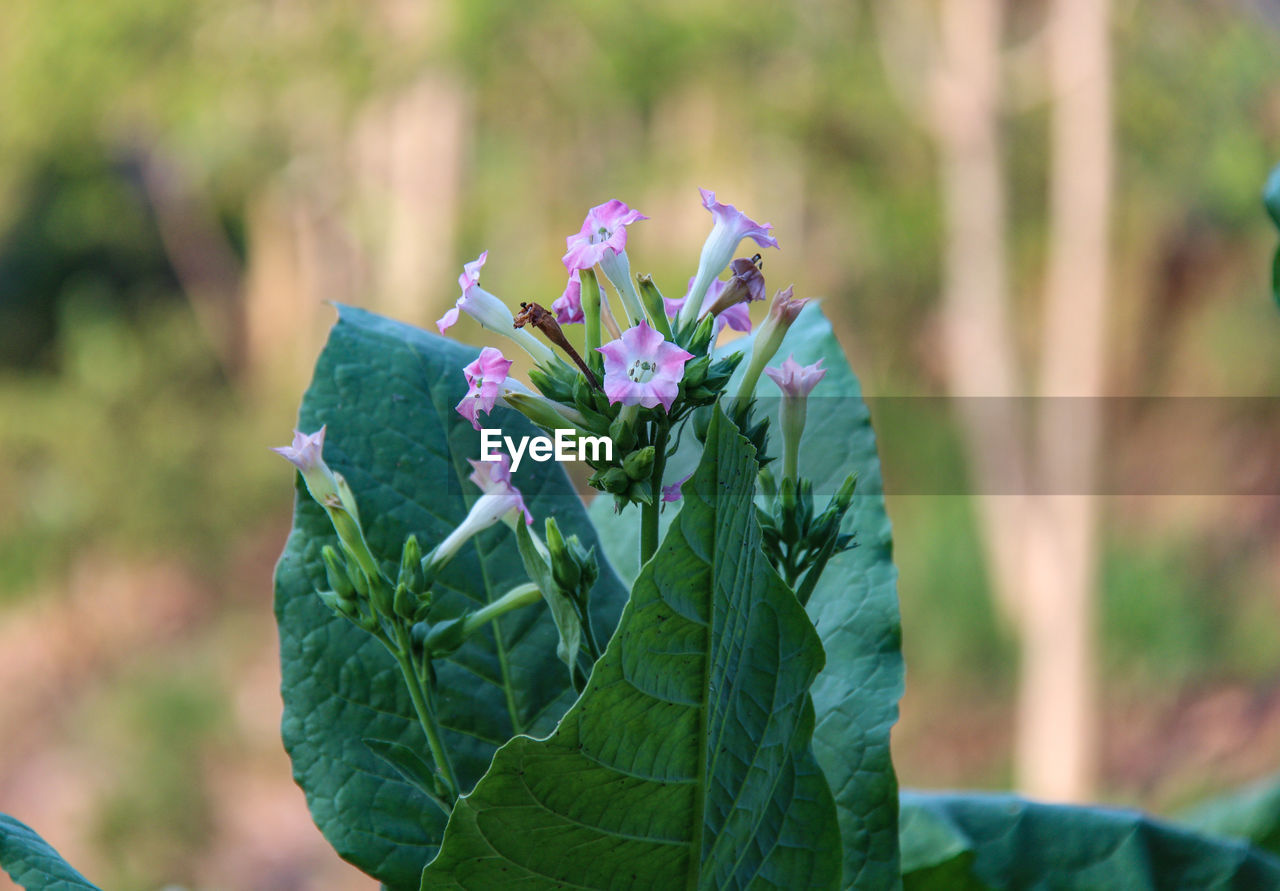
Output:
[392, 630, 460, 804]
[640, 419, 670, 565]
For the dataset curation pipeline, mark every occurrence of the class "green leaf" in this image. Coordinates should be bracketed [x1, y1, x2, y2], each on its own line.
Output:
[420, 405, 841, 889]
[275, 305, 628, 888]
[363, 738, 452, 814]
[899, 791, 1280, 890]
[591, 302, 905, 887]
[0, 814, 101, 890]
[1178, 773, 1280, 858]
[1265, 162, 1280, 229]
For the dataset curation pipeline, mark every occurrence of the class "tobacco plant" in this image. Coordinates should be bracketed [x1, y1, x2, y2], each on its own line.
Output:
[4, 185, 1280, 889]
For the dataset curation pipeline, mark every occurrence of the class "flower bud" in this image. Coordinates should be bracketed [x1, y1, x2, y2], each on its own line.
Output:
[322, 545, 356, 600]
[834, 472, 859, 512]
[600, 467, 631, 494]
[635, 274, 675, 341]
[399, 535, 424, 594]
[317, 588, 358, 618]
[393, 582, 419, 620]
[623, 446, 656, 481]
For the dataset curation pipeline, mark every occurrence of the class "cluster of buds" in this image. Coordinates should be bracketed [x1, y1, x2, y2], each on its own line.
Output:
[758, 468, 859, 607]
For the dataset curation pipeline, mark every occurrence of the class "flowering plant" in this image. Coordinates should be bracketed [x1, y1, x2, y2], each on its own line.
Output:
[5, 190, 1280, 891]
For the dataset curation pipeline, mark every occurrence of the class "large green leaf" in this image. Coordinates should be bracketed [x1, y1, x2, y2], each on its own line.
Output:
[275, 305, 628, 889]
[0, 814, 100, 890]
[420, 405, 841, 889]
[1178, 773, 1280, 858]
[899, 791, 1280, 890]
[590, 303, 904, 888]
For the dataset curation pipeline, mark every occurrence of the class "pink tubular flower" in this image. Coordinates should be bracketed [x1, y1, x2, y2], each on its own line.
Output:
[273, 425, 349, 514]
[662, 472, 692, 503]
[562, 200, 648, 272]
[437, 252, 502, 334]
[764, 355, 826, 399]
[430, 455, 533, 568]
[455, 347, 514, 430]
[551, 269, 584, 324]
[678, 188, 779, 330]
[597, 320, 694, 411]
[467, 454, 533, 525]
[436, 253, 557, 366]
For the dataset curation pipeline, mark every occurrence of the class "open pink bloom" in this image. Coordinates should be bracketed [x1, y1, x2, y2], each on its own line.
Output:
[467, 454, 532, 525]
[455, 347, 514, 430]
[597, 320, 694, 411]
[764, 355, 826, 399]
[562, 200, 648, 272]
[550, 269, 584, 324]
[437, 252, 556, 365]
[662, 472, 692, 503]
[699, 188, 778, 252]
[438, 252, 505, 334]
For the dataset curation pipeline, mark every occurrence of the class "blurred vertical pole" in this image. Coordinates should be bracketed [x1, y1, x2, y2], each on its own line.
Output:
[1018, 0, 1111, 802]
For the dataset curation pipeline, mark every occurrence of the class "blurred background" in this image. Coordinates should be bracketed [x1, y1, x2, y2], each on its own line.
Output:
[1, 0, 1279, 888]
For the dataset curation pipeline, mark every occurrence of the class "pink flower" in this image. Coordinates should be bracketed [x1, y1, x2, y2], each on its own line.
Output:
[764, 355, 826, 399]
[430, 454, 533, 568]
[272, 427, 327, 474]
[436, 252, 556, 366]
[437, 252, 502, 334]
[677, 189, 779, 330]
[455, 347, 514, 430]
[597, 320, 694, 411]
[550, 269, 584, 325]
[467, 454, 532, 525]
[699, 188, 778, 252]
[662, 472, 692, 503]
[562, 200, 648, 272]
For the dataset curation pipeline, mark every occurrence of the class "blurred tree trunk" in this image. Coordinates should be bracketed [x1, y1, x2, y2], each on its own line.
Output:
[240, 71, 469, 397]
[1017, 0, 1111, 802]
[906, 0, 1112, 800]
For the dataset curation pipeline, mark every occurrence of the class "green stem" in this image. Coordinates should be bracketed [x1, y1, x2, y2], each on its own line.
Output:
[462, 582, 542, 636]
[640, 419, 670, 566]
[391, 630, 460, 803]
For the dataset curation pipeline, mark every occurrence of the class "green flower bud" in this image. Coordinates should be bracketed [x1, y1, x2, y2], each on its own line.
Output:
[399, 535, 424, 593]
[322, 545, 356, 599]
[393, 582, 419, 620]
[544, 518, 579, 590]
[682, 356, 711, 389]
[600, 467, 631, 494]
[834, 472, 859, 512]
[623, 446, 656, 481]
[609, 413, 637, 452]
[635, 274, 675, 341]
[317, 588, 356, 618]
